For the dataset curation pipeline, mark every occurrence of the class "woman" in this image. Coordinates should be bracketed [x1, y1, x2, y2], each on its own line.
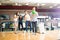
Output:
[13, 14, 18, 34]
[24, 10, 31, 32]
[18, 15, 23, 30]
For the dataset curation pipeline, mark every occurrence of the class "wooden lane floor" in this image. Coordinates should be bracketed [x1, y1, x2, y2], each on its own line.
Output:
[0, 30, 60, 40]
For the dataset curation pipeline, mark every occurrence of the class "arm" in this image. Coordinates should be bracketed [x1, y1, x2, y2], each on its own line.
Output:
[24, 15, 26, 21]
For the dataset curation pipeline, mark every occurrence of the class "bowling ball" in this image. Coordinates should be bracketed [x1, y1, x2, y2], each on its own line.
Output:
[32, 10, 36, 14]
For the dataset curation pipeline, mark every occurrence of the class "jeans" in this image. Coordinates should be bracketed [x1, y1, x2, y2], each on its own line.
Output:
[18, 22, 23, 30]
[25, 21, 32, 32]
[31, 21, 37, 33]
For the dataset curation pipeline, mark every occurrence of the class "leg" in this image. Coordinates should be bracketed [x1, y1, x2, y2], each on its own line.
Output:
[25, 21, 28, 32]
[30, 22, 32, 32]
[32, 22, 37, 33]
[35, 22, 37, 33]
[32, 22, 35, 32]
[14, 23, 18, 34]
[21, 23, 23, 30]
[33, 22, 35, 33]
[18, 22, 20, 30]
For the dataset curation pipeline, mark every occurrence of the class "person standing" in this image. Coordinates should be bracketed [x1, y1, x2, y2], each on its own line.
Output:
[30, 7, 38, 33]
[24, 10, 31, 32]
[18, 15, 23, 30]
[13, 14, 18, 34]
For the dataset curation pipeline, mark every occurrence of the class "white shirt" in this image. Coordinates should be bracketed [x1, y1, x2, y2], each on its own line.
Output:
[30, 12, 38, 21]
[25, 14, 30, 21]
[14, 18, 18, 23]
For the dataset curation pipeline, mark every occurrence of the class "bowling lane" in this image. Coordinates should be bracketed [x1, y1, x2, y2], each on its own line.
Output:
[0, 30, 59, 40]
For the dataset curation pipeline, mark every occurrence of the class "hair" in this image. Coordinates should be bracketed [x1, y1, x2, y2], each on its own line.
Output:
[24, 10, 28, 12]
[15, 12, 19, 15]
[15, 13, 17, 15]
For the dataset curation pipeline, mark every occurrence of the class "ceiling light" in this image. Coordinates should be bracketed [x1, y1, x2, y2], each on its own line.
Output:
[0, 3, 1, 5]
[54, 4, 58, 6]
[41, 4, 46, 6]
[57, 6, 60, 8]
[25, 3, 28, 5]
[37, 3, 39, 6]
[49, 6, 53, 8]
[15, 3, 18, 5]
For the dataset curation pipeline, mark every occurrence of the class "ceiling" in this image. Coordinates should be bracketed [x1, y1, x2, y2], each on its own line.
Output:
[0, 0, 60, 9]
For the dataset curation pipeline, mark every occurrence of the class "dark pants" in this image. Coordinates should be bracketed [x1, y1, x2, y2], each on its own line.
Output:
[18, 22, 23, 30]
[31, 21, 37, 33]
[25, 21, 32, 32]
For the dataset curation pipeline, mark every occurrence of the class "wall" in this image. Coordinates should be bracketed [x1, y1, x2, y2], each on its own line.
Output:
[38, 12, 60, 18]
[0, 10, 31, 22]
[0, 10, 60, 20]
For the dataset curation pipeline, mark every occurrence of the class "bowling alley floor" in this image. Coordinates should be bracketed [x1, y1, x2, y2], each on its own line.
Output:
[0, 30, 60, 40]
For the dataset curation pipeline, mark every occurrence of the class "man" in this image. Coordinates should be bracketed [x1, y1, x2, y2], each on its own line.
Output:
[30, 7, 38, 33]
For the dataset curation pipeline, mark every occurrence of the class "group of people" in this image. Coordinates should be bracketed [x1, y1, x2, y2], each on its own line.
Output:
[13, 7, 38, 33]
